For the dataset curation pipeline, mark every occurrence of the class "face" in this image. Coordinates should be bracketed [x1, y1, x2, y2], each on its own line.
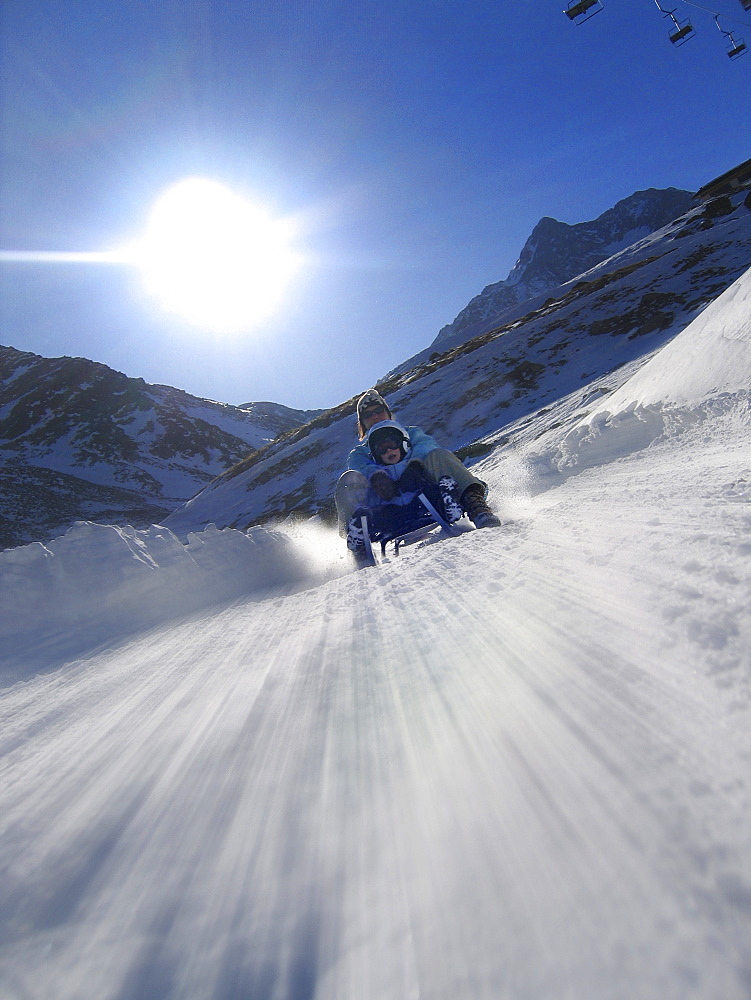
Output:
[372, 434, 403, 464]
[379, 444, 402, 465]
[360, 403, 388, 430]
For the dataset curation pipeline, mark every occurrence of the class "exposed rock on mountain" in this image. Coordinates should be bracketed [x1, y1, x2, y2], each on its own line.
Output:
[432, 187, 695, 351]
[0, 347, 319, 548]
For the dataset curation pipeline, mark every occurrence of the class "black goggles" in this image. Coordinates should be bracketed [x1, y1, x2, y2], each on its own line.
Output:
[373, 436, 403, 456]
[361, 403, 387, 419]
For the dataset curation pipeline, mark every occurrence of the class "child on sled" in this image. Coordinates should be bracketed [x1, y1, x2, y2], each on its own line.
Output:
[345, 420, 464, 564]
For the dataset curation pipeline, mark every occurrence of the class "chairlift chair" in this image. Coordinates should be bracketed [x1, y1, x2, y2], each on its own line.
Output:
[669, 21, 694, 43]
[667, 15, 695, 45]
[564, 0, 603, 25]
[653, 1, 695, 45]
[726, 35, 747, 57]
[715, 15, 748, 58]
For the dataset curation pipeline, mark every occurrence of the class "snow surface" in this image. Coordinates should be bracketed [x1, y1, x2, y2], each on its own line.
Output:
[1, 274, 751, 999]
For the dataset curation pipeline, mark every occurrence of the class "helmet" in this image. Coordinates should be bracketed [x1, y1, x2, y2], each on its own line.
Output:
[366, 420, 410, 463]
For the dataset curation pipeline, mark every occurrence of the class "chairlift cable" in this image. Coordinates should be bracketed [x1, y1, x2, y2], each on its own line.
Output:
[674, 0, 751, 27]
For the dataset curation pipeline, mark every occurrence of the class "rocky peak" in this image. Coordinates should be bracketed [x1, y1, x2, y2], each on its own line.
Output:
[433, 187, 695, 348]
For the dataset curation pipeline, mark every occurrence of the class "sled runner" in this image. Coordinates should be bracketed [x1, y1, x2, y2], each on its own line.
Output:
[357, 492, 460, 567]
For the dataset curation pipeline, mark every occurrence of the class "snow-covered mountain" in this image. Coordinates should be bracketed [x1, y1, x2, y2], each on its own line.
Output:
[0, 346, 320, 549]
[430, 186, 696, 352]
[2, 242, 749, 1000]
[163, 187, 751, 538]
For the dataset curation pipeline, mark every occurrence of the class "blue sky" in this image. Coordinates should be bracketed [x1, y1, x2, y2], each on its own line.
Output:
[1, 0, 750, 409]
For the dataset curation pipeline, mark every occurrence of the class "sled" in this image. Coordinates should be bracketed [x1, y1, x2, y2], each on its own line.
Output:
[358, 492, 461, 566]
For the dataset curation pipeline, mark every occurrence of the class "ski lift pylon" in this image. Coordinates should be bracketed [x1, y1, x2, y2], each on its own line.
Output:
[653, 0, 695, 46]
[564, 0, 603, 25]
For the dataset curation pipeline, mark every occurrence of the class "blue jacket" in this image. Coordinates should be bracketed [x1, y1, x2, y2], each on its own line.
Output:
[347, 421, 441, 508]
[346, 423, 440, 477]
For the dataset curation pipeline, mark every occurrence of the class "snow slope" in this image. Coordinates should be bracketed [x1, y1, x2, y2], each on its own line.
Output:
[1, 275, 750, 999]
[519, 262, 751, 485]
[0, 521, 317, 685]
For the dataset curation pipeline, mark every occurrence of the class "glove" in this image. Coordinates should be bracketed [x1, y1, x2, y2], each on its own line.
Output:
[397, 460, 430, 493]
[370, 472, 398, 501]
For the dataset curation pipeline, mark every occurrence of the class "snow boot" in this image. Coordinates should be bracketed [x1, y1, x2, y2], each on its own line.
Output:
[461, 484, 501, 529]
[438, 476, 464, 523]
[347, 514, 371, 566]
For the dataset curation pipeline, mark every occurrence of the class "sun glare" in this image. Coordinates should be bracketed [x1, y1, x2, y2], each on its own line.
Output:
[131, 178, 301, 334]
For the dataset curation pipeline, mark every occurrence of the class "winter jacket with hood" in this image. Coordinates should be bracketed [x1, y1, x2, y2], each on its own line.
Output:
[346, 420, 440, 478]
[350, 420, 437, 508]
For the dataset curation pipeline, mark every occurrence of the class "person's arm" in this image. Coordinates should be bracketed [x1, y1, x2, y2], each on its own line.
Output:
[360, 458, 401, 500]
[346, 443, 372, 475]
[406, 426, 441, 460]
[370, 472, 398, 500]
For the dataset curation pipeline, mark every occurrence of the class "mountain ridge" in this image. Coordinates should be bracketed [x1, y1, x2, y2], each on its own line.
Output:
[3, 183, 749, 548]
[431, 187, 695, 352]
[0, 346, 321, 548]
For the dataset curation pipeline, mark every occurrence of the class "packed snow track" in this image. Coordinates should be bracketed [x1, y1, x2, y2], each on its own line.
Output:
[1, 406, 750, 1000]
[2, 269, 751, 999]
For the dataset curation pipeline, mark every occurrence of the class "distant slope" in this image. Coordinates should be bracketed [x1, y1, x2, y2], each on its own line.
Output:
[0, 347, 320, 548]
[163, 190, 751, 539]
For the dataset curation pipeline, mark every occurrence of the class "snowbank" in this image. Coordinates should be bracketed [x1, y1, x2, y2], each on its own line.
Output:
[0, 520, 313, 681]
[526, 265, 751, 479]
[599, 263, 751, 410]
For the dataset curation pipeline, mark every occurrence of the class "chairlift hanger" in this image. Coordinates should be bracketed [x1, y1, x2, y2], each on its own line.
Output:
[715, 13, 748, 56]
[653, 0, 696, 44]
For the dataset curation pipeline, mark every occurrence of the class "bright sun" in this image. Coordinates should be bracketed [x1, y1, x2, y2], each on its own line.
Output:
[132, 178, 301, 334]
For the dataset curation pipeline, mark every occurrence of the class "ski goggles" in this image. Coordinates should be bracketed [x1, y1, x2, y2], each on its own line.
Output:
[373, 437, 403, 456]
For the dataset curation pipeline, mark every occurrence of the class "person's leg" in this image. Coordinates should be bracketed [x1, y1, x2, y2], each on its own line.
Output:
[346, 504, 384, 567]
[345, 503, 402, 566]
[459, 483, 502, 528]
[421, 449, 501, 528]
[421, 449, 483, 496]
[334, 470, 369, 536]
